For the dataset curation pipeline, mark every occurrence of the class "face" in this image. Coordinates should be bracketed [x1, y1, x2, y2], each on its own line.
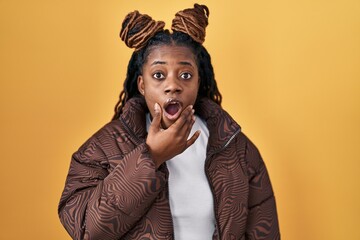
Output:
[137, 45, 199, 129]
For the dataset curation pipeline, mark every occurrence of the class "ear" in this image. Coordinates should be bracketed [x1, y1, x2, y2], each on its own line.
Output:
[137, 75, 145, 96]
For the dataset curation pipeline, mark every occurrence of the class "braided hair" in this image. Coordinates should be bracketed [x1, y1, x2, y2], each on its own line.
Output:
[112, 4, 222, 120]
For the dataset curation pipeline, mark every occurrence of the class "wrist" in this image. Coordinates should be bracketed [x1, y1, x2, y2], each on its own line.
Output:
[145, 141, 162, 169]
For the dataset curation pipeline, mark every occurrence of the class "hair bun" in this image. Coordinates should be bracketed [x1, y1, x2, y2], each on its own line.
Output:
[120, 10, 165, 51]
[171, 4, 209, 44]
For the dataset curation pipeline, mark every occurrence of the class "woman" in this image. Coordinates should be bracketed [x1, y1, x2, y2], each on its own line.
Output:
[58, 4, 280, 239]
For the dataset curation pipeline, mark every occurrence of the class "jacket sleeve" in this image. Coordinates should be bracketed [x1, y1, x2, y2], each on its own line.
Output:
[58, 136, 167, 240]
[244, 136, 280, 240]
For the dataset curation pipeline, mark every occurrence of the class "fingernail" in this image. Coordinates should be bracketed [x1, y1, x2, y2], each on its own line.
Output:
[192, 109, 195, 114]
[154, 103, 160, 113]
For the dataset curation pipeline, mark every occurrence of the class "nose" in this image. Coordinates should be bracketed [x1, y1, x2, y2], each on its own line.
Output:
[164, 76, 182, 94]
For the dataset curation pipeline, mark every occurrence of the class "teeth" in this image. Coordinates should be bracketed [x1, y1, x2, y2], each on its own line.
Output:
[166, 99, 177, 103]
[165, 99, 179, 106]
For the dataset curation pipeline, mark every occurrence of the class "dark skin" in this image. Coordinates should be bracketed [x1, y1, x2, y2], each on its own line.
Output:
[137, 45, 201, 168]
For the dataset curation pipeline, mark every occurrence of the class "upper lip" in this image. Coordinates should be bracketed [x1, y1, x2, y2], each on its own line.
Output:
[163, 98, 183, 110]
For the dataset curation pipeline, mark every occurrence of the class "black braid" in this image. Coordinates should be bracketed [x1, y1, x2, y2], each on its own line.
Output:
[112, 30, 222, 120]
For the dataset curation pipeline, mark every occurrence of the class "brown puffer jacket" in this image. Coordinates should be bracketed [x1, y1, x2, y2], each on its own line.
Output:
[58, 96, 280, 240]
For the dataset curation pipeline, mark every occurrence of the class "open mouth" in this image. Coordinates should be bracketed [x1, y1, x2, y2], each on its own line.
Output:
[163, 99, 183, 121]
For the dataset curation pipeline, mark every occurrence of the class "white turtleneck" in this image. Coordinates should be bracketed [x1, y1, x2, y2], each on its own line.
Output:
[146, 114, 215, 239]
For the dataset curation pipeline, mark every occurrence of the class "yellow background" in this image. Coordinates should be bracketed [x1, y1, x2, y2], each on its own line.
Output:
[0, 0, 359, 239]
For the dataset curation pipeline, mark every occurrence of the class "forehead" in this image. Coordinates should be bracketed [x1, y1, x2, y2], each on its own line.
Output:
[144, 45, 197, 65]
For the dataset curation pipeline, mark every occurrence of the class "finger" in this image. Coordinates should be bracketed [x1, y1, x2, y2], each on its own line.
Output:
[179, 114, 196, 138]
[173, 111, 195, 140]
[185, 130, 201, 149]
[149, 103, 162, 133]
[177, 106, 198, 139]
[172, 105, 194, 129]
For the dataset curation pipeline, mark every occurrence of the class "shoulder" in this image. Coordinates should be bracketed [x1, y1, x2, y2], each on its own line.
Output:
[73, 98, 148, 163]
[235, 131, 265, 175]
[72, 119, 130, 162]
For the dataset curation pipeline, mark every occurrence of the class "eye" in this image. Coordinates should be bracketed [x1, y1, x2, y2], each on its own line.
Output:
[153, 72, 165, 80]
[180, 72, 192, 80]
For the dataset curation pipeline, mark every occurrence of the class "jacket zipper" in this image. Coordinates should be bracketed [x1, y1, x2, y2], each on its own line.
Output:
[205, 166, 220, 240]
[165, 167, 176, 239]
[167, 127, 239, 240]
[205, 129, 240, 240]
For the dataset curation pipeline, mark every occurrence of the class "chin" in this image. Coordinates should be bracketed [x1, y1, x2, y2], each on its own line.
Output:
[161, 119, 174, 129]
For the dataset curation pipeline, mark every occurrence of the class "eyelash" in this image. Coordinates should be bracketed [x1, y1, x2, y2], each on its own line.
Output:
[181, 72, 192, 80]
[152, 72, 192, 80]
[153, 72, 165, 79]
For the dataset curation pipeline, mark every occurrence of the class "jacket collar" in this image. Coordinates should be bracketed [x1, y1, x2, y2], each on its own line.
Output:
[195, 98, 241, 155]
[119, 96, 148, 141]
[120, 96, 241, 153]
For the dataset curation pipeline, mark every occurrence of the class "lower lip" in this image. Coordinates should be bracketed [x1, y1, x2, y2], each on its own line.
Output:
[163, 106, 182, 121]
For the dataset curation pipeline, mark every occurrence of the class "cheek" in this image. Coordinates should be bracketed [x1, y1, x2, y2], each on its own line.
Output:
[143, 91, 157, 113]
[144, 91, 156, 103]
[193, 82, 200, 98]
[145, 100, 155, 118]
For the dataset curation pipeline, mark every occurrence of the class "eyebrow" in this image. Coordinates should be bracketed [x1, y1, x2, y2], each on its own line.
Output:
[150, 61, 194, 67]
[151, 61, 166, 66]
[178, 61, 193, 66]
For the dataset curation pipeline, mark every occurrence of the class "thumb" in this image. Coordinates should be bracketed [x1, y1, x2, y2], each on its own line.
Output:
[150, 103, 162, 132]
